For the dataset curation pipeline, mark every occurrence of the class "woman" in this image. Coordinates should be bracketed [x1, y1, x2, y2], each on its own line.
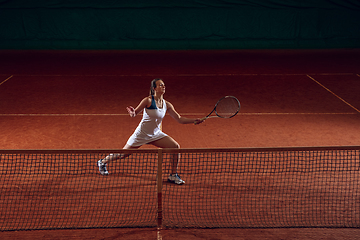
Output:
[97, 78, 204, 184]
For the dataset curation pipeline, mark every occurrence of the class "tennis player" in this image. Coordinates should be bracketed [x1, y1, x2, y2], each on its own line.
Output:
[97, 78, 204, 184]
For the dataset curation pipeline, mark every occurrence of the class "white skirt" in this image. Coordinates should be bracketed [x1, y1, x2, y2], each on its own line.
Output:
[126, 128, 168, 147]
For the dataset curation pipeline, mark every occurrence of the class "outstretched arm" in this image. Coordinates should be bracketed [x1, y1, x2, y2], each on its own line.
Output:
[166, 101, 204, 125]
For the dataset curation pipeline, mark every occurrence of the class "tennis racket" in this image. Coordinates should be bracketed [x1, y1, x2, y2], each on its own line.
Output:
[196, 96, 240, 124]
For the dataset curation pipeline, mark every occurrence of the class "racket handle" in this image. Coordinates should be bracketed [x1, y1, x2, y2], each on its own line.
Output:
[194, 117, 207, 125]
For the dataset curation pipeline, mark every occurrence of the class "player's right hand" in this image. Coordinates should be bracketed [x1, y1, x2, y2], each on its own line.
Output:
[126, 106, 136, 117]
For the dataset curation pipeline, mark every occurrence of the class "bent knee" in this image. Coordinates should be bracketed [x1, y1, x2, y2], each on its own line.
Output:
[165, 139, 180, 149]
[168, 140, 180, 149]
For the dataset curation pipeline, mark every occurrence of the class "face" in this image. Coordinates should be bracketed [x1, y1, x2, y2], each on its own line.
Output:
[154, 80, 165, 94]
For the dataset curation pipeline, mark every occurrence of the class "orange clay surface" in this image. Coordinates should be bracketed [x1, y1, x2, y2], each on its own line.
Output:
[1, 49, 360, 239]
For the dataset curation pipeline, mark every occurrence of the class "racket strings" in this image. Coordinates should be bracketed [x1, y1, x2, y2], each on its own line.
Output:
[215, 96, 240, 118]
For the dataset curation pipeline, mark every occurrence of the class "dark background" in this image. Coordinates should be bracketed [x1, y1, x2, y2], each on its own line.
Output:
[1, 0, 360, 49]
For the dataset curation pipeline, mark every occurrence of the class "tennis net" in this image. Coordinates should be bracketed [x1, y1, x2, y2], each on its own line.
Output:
[0, 146, 359, 230]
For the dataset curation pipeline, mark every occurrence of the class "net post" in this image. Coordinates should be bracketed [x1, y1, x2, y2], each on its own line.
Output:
[157, 148, 163, 228]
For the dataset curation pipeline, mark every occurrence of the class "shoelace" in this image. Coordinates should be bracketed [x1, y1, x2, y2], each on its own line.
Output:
[174, 173, 182, 180]
[100, 162, 107, 171]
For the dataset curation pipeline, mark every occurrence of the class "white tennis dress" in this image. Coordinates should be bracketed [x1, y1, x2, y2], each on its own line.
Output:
[126, 96, 168, 147]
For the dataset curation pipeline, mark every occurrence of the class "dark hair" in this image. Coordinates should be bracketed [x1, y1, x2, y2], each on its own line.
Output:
[150, 78, 162, 95]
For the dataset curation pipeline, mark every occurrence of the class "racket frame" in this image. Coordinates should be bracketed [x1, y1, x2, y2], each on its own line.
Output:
[200, 96, 240, 121]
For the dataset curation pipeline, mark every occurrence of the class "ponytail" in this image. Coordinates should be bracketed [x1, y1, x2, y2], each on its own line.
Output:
[149, 78, 162, 95]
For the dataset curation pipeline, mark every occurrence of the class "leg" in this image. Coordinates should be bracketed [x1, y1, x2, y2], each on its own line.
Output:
[151, 136, 185, 184]
[150, 136, 180, 174]
[97, 144, 140, 175]
[101, 144, 140, 164]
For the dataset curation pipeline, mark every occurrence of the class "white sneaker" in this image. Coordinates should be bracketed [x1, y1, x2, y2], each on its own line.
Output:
[97, 159, 109, 175]
[168, 173, 185, 185]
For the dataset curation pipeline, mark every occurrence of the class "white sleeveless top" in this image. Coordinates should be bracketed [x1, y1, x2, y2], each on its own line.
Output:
[126, 96, 168, 147]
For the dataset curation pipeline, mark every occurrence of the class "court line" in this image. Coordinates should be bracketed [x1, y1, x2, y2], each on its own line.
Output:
[239, 112, 357, 115]
[0, 112, 356, 117]
[5, 73, 356, 77]
[0, 113, 129, 116]
[0, 75, 13, 86]
[307, 74, 360, 113]
[157, 228, 163, 240]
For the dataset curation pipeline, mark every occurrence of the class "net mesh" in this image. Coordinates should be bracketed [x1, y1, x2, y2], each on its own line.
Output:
[0, 150, 158, 230]
[1, 147, 359, 231]
[215, 96, 240, 118]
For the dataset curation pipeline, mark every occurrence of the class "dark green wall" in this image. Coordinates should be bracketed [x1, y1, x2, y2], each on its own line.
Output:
[1, 1, 359, 49]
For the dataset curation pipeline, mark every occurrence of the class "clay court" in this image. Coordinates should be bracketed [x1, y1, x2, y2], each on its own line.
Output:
[1, 49, 360, 239]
